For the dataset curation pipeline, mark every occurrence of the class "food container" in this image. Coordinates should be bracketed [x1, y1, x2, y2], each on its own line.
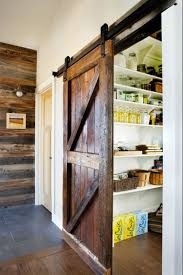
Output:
[147, 66, 156, 75]
[141, 111, 150, 125]
[149, 169, 163, 185]
[132, 170, 151, 187]
[117, 90, 126, 100]
[137, 64, 147, 73]
[114, 53, 126, 67]
[113, 176, 139, 192]
[141, 83, 151, 91]
[135, 94, 144, 104]
[143, 96, 148, 104]
[150, 110, 156, 125]
[125, 93, 136, 102]
[151, 81, 163, 93]
[127, 53, 137, 70]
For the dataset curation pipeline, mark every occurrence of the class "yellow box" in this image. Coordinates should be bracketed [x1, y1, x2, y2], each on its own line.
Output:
[123, 214, 136, 240]
[113, 213, 136, 244]
[113, 215, 124, 243]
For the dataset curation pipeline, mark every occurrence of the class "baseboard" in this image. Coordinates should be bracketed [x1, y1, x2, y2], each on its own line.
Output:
[52, 214, 63, 230]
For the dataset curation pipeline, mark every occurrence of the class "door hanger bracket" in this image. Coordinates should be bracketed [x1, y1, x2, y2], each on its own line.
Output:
[100, 23, 109, 57]
[63, 56, 71, 81]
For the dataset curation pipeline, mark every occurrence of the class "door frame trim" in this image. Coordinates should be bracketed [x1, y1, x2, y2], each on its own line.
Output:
[35, 77, 55, 215]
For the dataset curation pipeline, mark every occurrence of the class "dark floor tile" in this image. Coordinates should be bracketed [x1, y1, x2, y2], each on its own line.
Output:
[0, 204, 62, 262]
[0, 244, 15, 262]
[0, 232, 14, 246]
[11, 225, 62, 243]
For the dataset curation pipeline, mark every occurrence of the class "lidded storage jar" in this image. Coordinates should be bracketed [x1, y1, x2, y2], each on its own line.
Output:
[127, 53, 137, 71]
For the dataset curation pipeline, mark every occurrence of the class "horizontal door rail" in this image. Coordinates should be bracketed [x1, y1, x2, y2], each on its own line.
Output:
[53, 0, 176, 78]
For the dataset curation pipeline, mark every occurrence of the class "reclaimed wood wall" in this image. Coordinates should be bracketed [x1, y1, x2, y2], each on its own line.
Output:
[0, 42, 36, 207]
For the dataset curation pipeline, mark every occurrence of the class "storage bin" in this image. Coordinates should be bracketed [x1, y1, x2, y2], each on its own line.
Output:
[131, 170, 150, 187]
[150, 169, 163, 185]
[113, 176, 138, 192]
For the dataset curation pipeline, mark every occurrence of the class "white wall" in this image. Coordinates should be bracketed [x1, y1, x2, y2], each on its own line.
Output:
[37, 0, 140, 85]
[162, 2, 182, 275]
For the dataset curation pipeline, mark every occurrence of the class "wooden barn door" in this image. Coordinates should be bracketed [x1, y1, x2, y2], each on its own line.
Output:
[63, 40, 113, 274]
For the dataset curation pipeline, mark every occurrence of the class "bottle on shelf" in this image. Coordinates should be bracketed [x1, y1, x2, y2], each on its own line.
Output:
[127, 52, 137, 71]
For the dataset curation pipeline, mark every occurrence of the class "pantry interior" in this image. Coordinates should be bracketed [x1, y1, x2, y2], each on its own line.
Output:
[112, 27, 163, 272]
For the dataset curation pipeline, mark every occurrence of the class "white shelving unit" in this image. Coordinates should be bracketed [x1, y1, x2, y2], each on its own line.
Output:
[113, 36, 163, 216]
[113, 184, 162, 196]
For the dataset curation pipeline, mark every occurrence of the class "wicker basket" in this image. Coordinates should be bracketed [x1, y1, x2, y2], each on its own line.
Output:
[150, 169, 163, 185]
[132, 170, 150, 187]
[113, 176, 138, 192]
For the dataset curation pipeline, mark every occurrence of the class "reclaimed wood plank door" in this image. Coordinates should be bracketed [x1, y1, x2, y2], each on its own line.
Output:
[63, 40, 113, 274]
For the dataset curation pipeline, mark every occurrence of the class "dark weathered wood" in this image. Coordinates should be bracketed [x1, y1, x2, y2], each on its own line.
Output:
[114, 12, 161, 54]
[63, 40, 113, 274]
[0, 193, 35, 207]
[63, 230, 110, 275]
[67, 67, 99, 151]
[0, 156, 34, 165]
[0, 43, 36, 207]
[98, 41, 113, 268]
[67, 151, 99, 170]
[66, 177, 99, 233]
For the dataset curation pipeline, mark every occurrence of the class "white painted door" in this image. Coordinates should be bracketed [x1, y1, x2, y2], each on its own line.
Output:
[42, 89, 52, 212]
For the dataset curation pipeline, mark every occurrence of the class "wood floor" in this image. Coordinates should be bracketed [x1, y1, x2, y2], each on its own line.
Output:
[0, 232, 161, 275]
[0, 243, 94, 275]
[113, 232, 162, 275]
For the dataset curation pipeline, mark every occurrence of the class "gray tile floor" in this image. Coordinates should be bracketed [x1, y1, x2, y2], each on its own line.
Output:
[0, 204, 63, 262]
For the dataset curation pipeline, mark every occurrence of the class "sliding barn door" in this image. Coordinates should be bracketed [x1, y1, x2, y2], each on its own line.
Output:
[63, 40, 113, 274]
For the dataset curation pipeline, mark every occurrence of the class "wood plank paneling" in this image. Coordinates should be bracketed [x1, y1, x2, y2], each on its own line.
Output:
[0, 43, 36, 207]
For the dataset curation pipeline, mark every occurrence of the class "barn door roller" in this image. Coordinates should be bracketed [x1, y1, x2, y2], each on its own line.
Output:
[101, 24, 109, 57]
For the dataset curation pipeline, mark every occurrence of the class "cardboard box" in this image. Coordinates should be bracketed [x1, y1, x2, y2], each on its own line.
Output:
[113, 211, 148, 244]
[135, 211, 148, 236]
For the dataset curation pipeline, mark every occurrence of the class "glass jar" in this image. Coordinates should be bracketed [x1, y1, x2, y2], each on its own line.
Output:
[127, 53, 137, 71]
[114, 107, 118, 122]
[114, 53, 126, 68]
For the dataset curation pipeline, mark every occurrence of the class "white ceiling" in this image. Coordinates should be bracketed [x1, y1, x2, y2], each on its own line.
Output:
[0, 0, 60, 50]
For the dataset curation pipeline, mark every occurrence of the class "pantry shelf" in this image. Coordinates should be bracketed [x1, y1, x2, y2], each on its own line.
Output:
[114, 99, 162, 112]
[114, 66, 162, 81]
[114, 83, 163, 99]
[113, 183, 162, 196]
[114, 153, 163, 158]
[114, 122, 163, 128]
